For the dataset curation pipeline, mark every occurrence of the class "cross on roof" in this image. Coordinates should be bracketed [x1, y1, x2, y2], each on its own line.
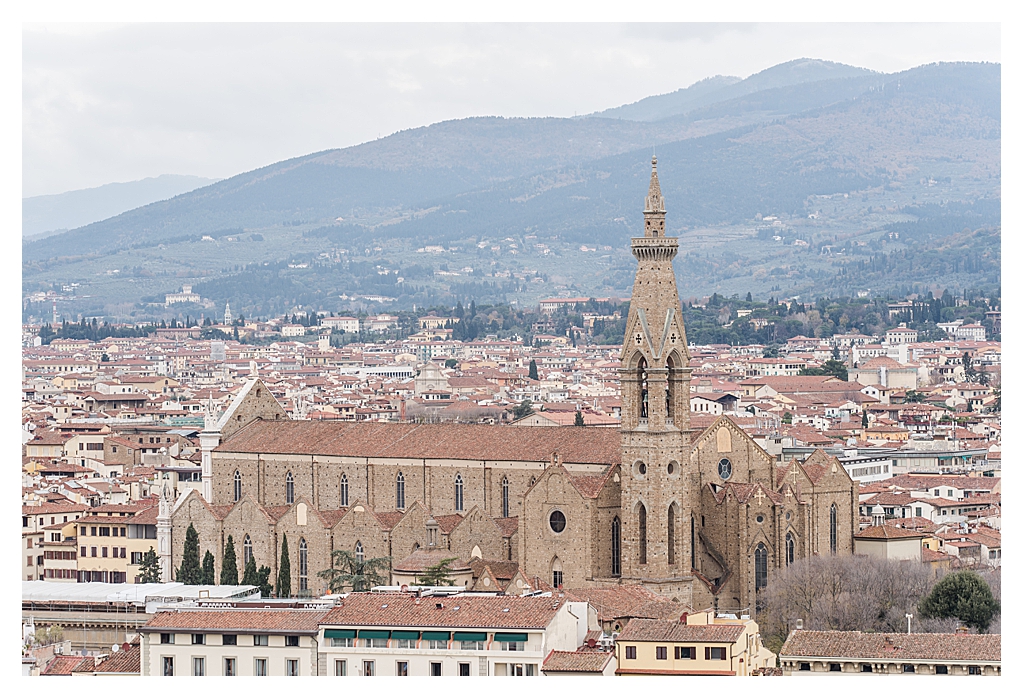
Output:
[753, 489, 766, 505]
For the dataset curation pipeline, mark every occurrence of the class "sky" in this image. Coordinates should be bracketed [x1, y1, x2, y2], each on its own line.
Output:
[22, 22, 1001, 198]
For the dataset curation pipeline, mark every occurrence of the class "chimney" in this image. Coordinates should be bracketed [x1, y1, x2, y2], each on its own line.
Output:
[796, 619, 804, 630]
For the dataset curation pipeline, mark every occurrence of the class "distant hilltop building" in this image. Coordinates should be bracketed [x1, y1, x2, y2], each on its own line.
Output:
[223, 301, 233, 326]
[165, 285, 200, 306]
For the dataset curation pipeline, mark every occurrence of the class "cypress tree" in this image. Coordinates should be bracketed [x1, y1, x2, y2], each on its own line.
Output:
[201, 550, 216, 585]
[221, 535, 238, 585]
[277, 534, 292, 598]
[139, 546, 161, 583]
[256, 566, 274, 598]
[177, 524, 201, 585]
[574, 410, 585, 427]
[528, 359, 538, 381]
[242, 554, 259, 587]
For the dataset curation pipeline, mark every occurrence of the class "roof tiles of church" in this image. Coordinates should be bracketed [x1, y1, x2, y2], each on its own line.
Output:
[493, 516, 519, 538]
[320, 592, 564, 629]
[218, 420, 622, 465]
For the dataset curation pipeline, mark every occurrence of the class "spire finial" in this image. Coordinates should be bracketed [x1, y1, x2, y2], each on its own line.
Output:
[644, 156, 664, 214]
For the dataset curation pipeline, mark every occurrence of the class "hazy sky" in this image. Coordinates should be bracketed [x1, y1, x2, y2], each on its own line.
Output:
[22, 22, 1000, 197]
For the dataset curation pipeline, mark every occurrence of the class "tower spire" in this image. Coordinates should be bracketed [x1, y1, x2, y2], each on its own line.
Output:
[644, 156, 665, 216]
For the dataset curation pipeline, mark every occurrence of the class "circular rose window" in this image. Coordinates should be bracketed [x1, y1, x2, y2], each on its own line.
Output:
[549, 510, 567, 533]
[756, 514, 765, 524]
[718, 458, 732, 480]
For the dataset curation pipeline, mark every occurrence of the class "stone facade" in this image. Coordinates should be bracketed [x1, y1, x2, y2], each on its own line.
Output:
[168, 159, 857, 611]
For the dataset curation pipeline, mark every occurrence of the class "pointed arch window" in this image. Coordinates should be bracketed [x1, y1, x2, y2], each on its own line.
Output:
[665, 354, 674, 423]
[454, 474, 464, 512]
[755, 543, 768, 590]
[355, 540, 364, 565]
[233, 471, 241, 502]
[285, 472, 294, 504]
[299, 538, 308, 592]
[611, 517, 621, 576]
[501, 476, 510, 518]
[667, 503, 678, 566]
[340, 473, 349, 507]
[396, 472, 406, 510]
[638, 357, 649, 419]
[551, 556, 563, 589]
[830, 503, 838, 554]
[243, 534, 252, 566]
[638, 503, 648, 565]
[786, 532, 795, 566]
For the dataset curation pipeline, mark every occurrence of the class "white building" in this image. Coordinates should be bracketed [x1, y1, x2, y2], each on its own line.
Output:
[321, 316, 361, 333]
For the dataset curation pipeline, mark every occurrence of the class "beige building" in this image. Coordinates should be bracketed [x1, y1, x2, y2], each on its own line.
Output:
[779, 630, 1000, 675]
[614, 610, 776, 676]
[853, 524, 925, 561]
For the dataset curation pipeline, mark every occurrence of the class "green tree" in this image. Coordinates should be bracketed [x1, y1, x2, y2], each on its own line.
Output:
[177, 524, 201, 585]
[782, 412, 793, 425]
[444, 358, 458, 369]
[138, 546, 161, 583]
[861, 411, 869, 430]
[919, 570, 1000, 632]
[277, 534, 292, 598]
[256, 566, 274, 598]
[242, 554, 259, 587]
[905, 390, 926, 403]
[318, 549, 391, 593]
[220, 535, 238, 585]
[200, 550, 216, 585]
[417, 557, 457, 586]
[528, 359, 539, 381]
[799, 359, 848, 382]
[574, 410, 585, 427]
[511, 399, 535, 420]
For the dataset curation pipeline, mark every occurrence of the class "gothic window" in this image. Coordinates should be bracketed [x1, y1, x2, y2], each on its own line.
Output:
[551, 557, 563, 588]
[396, 472, 405, 509]
[638, 503, 648, 565]
[786, 532, 795, 566]
[667, 504, 678, 566]
[355, 540, 364, 565]
[611, 517, 621, 576]
[501, 476, 510, 518]
[340, 473, 349, 507]
[638, 358, 649, 419]
[755, 543, 768, 590]
[830, 503, 838, 554]
[665, 354, 675, 422]
[243, 534, 252, 566]
[299, 538, 308, 592]
[454, 473, 464, 512]
[285, 472, 294, 504]
[718, 458, 733, 480]
[233, 471, 241, 502]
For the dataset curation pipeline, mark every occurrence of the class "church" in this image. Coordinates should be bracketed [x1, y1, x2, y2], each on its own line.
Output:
[163, 158, 858, 612]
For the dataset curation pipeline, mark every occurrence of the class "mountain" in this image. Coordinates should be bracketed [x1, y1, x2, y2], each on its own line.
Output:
[21, 61, 999, 318]
[589, 58, 875, 122]
[22, 174, 218, 240]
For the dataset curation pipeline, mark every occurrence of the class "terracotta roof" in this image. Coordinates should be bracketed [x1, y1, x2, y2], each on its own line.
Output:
[494, 516, 519, 538]
[92, 643, 141, 674]
[542, 649, 613, 673]
[434, 513, 463, 534]
[617, 618, 745, 643]
[563, 585, 685, 623]
[468, 559, 520, 581]
[373, 510, 405, 531]
[854, 524, 926, 540]
[41, 655, 95, 675]
[218, 420, 621, 465]
[781, 630, 1000, 662]
[22, 502, 90, 516]
[143, 608, 330, 633]
[320, 592, 563, 630]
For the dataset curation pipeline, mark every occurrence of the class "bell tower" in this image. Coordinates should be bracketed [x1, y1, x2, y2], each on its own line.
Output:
[618, 156, 694, 600]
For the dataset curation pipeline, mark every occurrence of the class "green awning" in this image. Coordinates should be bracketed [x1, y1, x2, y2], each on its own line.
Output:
[494, 632, 528, 642]
[453, 632, 487, 642]
[358, 630, 391, 639]
[390, 631, 420, 640]
[421, 631, 451, 641]
[324, 629, 356, 639]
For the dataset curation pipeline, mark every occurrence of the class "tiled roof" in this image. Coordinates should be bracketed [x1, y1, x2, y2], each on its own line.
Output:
[617, 618, 745, 643]
[494, 516, 519, 538]
[93, 643, 141, 674]
[854, 525, 926, 540]
[468, 559, 520, 580]
[434, 514, 463, 534]
[143, 608, 330, 633]
[218, 420, 622, 465]
[563, 585, 684, 623]
[542, 649, 613, 673]
[41, 655, 95, 675]
[22, 502, 90, 516]
[319, 592, 562, 630]
[780, 630, 1000, 662]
